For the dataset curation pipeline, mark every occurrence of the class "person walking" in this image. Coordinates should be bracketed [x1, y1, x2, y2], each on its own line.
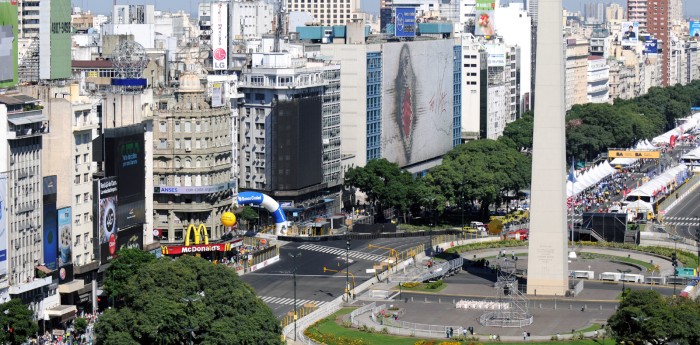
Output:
[523, 331, 527, 340]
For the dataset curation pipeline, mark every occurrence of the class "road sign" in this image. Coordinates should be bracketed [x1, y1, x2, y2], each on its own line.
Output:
[608, 150, 661, 159]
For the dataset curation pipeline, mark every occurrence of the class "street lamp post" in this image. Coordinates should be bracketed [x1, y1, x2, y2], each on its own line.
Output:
[616, 269, 631, 292]
[182, 295, 202, 345]
[346, 236, 351, 301]
[288, 251, 302, 341]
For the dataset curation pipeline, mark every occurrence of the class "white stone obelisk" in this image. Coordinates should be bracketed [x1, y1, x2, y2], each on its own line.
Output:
[526, 0, 568, 296]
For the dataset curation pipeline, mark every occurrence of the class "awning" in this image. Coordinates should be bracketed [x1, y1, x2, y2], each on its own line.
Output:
[58, 280, 85, 294]
[35, 265, 52, 274]
[45, 304, 77, 321]
[8, 114, 47, 125]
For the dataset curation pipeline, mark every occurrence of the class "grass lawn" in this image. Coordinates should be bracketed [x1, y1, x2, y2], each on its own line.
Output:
[397, 282, 449, 293]
[305, 308, 617, 345]
[577, 252, 655, 271]
[576, 323, 604, 333]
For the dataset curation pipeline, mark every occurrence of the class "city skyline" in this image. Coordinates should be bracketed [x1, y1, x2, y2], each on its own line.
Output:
[70, 0, 700, 18]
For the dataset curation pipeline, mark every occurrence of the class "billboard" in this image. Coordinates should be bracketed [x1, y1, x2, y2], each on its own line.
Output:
[644, 39, 658, 54]
[211, 82, 223, 107]
[98, 177, 118, 245]
[105, 126, 145, 229]
[691, 22, 700, 39]
[381, 40, 454, 167]
[39, 0, 71, 80]
[211, 1, 228, 70]
[486, 44, 506, 67]
[394, 7, 416, 38]
[57, 207, 72, 267]
[0, 173, 6, 277]
[620, 21, 639, 47]
[475, 0, 495, 37]
[0, 1, 17, 88]
[42, 176, 58, 270]
[102, 226, 143, 263]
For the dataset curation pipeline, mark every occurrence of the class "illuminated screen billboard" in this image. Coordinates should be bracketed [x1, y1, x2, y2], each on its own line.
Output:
[211, 1, 228, 70]
[57, 207, 72, 267]
[97, 177, 118, 263]
[42, 176, 58, 270]
[381, 39, 454, 167]
[0, 2, 18, 87]
[105, 125, 145, 229]
[0, 173, 6, 277]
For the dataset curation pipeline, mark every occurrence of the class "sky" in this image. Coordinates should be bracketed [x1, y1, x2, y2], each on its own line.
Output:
[75, 0, 700, 18]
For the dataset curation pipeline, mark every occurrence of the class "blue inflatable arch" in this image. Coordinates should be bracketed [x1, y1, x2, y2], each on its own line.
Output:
[236, 192, 289, 235]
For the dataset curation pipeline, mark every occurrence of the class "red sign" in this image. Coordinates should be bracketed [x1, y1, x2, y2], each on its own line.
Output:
[214, 48, 227, 61]
[108, 234, 117, 255]
[161, 240, 242, 255]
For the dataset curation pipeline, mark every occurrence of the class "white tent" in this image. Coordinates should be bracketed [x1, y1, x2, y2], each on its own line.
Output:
[567, 161, 618, 197]
[622, 200, 654, 215]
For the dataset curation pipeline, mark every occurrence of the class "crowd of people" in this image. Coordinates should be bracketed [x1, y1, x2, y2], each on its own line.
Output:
[35, 311, 100, 345]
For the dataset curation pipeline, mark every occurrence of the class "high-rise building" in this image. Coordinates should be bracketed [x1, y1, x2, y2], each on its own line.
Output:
[605, 3, 625, 25]
[646, 0, 670, 86]
[586, 55, 610, 103]
[0, 92, 51, 311]
[495, 1, 532, 115]
[459, 35, 482, 141]
[152, 66, 234, 243]
[565, 38, 589, 110]
[17, 0, 40, 38]
[627, 0, 647, 31]
[284, 0, 361, 26]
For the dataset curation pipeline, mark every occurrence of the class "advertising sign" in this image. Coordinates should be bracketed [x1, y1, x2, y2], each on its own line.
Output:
[475, 0, 496, 37]
[485, 44, 506, 67]
[160, 240, 242, 255]
[381, 40, 454, 168]
[644, 39, 658, 54]
[691, 22, 700, 39]
[58, 263, 73, 284]
[394, 7, 416, 38]
[98, 177, 118, 248]
[57, 207, 72, 267]
[211, 82, 223, 107]
[621, 21, 639, 47]
[0, 173, 6, 277]
[211, 1, 228, 70]
[105, 127, 145, 229]
[101, 225, 144, 263]
[43, 176, 58, 270]
[608, 150, 661, 159]
[154, 181, 235, 195]
[0, 1, 18, 88]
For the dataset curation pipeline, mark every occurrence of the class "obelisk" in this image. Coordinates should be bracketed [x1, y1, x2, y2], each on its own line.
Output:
[526, 0, 568, 296]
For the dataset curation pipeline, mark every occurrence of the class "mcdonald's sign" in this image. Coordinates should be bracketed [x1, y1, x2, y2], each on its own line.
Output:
[161, 239, 242, 256]
[185, 224, 209, 246]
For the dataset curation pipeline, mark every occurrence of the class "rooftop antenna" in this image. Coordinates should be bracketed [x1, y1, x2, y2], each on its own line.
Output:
[274, 0, 284, 52]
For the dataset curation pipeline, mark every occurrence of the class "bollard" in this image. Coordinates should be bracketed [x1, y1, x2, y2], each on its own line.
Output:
[539, 303, 542, 309]
[439, 298, 441, 304]
[453, 299, 455, 304]
[425, 297, 428, 303]
[599, 305, 602, 310]
[569, 304, 572, 310]
[411, 297, 414, 302]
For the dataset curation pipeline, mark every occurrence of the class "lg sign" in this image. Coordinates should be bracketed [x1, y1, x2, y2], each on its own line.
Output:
[214, 48, 227, 61]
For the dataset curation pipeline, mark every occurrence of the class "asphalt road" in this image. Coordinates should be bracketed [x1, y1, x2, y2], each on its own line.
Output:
[241, 236, 431, 318]
[663, 182, 700, 241]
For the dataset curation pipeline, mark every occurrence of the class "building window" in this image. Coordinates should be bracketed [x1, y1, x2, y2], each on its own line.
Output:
[75, 234, 81, 245]
[83, 173, 89, 182]
[75, 194, 81, 204]
[74, 175, 80, 184]
[159, 121, 167, 132]
[159, 139, 167, 149]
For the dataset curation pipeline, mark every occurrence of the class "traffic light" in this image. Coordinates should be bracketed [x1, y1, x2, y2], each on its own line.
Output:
[346, 239, 351, 251]
[672, 252, 678, 267]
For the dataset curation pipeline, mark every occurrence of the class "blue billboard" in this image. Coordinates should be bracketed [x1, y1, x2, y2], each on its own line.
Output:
[691, 22, 700, 39]
[644, 39, 658, 54]
[395, 7, 416, 38]
[57, 207, 72, 267]
[43, 202, 58, 270]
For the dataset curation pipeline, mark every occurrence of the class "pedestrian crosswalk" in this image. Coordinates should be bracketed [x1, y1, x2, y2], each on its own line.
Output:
[297, 244, 387, 262]
[661, 216, 700, 227]
[259, 296, 328, 307]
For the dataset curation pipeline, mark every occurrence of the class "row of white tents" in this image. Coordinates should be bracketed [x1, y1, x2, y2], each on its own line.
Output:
[566, 161, 618, 197]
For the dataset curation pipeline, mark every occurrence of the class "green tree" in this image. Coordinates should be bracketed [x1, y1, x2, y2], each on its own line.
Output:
[425, 140, 531, 218]
[104, 248, 156, 305]
[499, 112, 533, 150]
[237, 206, 259, 230]
[0, 299, 39, 345]
[74, 317, 88, 335]
[345, 158, 416, 222]
[607, 290, 674, 345]
[95, 255, 281, 345]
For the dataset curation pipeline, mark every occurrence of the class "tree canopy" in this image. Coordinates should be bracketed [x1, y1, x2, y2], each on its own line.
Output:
[104, 248, 156, 303]
[607, 290, 700, 345]
[95, 255, 281, 345]
[500, 80, 700, 161]
[0, 299, 39, 345]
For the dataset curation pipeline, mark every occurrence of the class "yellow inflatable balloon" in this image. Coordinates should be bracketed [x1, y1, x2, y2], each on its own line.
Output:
[221, 212, 237, 227]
